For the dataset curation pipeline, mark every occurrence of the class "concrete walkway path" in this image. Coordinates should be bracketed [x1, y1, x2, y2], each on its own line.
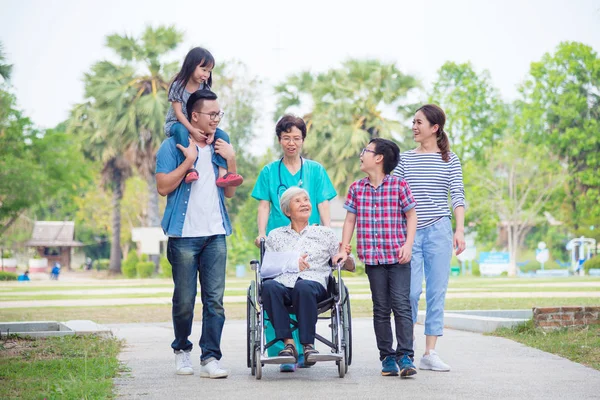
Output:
[110, 318, 600, 400]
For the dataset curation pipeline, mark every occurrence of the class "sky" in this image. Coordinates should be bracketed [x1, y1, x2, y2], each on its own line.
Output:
[1, 0, 599, 153]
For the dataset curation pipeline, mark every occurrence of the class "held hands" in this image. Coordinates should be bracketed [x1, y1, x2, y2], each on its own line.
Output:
[333, 242, 352, 264]
[214, 139, 235, 160]
[193, 129, 209, 142]
[298, 254, 310, 271]
[341, 242, 352, 255]
[454, 230, 466, 255]
[398, 245, 412, 264]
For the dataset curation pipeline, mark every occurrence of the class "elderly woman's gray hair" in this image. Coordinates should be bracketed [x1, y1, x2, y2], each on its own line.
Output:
[280, 187, 310, 217]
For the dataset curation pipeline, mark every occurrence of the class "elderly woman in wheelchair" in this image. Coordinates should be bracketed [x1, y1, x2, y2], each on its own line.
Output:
[249, 186, 355, 376]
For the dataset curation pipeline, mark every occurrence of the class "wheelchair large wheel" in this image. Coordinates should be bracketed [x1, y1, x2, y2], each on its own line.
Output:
[246, 281, 257, 369]
[343, 284, 353, 366]
[246, 286, 252, 368]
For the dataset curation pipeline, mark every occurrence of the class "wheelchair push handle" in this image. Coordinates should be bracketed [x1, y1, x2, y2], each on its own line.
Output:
[260, 237, 266, 259]
[332, 260, 345, 270]
[250, 238, 266, 271]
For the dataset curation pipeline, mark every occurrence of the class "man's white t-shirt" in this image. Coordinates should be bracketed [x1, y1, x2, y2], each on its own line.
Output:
[181, 144, 226, 237]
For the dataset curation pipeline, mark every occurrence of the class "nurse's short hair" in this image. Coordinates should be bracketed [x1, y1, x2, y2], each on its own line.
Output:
[280, 187, 310, 217]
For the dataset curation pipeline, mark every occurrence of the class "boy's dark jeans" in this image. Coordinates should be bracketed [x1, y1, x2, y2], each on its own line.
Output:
[366, 262, 414, 361]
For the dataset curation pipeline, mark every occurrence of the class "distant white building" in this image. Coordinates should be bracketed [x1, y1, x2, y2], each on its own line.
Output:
[131, 227, 167, 256]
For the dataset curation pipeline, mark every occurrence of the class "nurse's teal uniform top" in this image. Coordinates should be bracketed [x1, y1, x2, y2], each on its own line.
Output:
[252, 158, 337, 234]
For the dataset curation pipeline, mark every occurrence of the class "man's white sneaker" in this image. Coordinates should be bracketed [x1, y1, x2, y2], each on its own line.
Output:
[200, 359, 228, 379]
[419, 350, 451, 371]
[175, 350, 194, 375]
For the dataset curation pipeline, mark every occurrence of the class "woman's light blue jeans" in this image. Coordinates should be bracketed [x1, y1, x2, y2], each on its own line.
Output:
[410, 217, 453, 336]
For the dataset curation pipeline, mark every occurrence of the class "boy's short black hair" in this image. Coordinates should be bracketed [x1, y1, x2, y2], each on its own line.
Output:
[369, 138, 400, 175]
[186, 89, 218, 122]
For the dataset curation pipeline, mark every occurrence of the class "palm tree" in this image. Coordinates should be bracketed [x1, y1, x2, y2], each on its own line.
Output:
[0, 42, 13, 81]
[275, 60, 419, 194]
[69, 26, 182, 272]
[86, 26, 182, 227]
[69, 102, 132, 274]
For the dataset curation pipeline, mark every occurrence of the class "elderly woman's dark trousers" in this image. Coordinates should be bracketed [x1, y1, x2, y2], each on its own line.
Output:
[262, 278, 327, 345]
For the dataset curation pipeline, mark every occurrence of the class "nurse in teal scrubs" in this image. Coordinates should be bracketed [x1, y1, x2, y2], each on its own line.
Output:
[251, 114, 337, 372]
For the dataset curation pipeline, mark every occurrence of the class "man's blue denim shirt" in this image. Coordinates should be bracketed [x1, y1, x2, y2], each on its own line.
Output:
[155, 128, 232, 237]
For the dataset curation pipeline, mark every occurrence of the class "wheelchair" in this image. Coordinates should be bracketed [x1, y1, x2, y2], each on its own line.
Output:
[246, 238, 352, 379]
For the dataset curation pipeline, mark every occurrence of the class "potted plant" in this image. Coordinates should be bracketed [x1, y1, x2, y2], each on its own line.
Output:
[0, 250, 17, 272]
[28, 252, 48, 273]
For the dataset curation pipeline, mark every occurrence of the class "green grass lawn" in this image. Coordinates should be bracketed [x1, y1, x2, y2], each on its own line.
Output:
[2, 286, 598, 302]
[493, 321, 600, 371]
[1, 297, 599, 324]
[1, 276, 598, 324]
[2, 276, 598, 298]
[0, 290, 249, 301]
[0, 334, 123, 400]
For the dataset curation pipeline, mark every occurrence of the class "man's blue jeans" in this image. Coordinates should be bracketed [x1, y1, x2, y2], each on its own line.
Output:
[167, 235, 227, 362]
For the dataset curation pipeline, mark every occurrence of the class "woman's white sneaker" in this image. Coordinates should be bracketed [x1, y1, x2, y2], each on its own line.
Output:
[419, 350, 451, 371]
[200, 359, 228, 379]
[175, 350, 194, 375]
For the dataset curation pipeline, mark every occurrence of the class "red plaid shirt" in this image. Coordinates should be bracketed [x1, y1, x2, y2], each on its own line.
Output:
[344, 175, 416, 265]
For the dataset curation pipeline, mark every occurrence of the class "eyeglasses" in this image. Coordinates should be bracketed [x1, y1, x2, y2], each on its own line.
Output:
[280, 137, 303, 144]
[197, 111, 224, 121]
[360, 148, 377, 156]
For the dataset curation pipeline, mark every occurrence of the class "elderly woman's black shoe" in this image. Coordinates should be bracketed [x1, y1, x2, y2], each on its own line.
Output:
[278, 343, 298, 361]
[303, 344, 319, 366]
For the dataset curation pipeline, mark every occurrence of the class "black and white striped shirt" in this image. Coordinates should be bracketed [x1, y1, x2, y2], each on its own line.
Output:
[393, 150, 466, 229]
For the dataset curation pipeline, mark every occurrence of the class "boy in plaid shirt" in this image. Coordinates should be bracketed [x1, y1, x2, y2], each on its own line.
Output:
[334, 138, 417, 378]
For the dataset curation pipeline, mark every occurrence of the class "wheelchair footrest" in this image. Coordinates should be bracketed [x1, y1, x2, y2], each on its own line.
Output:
[261, 355, 296, 365]
[306, 353, 343, 363]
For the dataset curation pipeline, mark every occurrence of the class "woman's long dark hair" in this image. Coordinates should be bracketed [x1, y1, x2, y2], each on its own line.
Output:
[168, 47, 215, 100]
[416, 104, 450, 162]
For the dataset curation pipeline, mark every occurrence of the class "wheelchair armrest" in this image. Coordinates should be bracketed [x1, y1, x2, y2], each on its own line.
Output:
[250, 260, 259, 271]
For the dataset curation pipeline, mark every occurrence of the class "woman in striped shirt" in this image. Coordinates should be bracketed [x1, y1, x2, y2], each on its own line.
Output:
[393, 104, 466, 372]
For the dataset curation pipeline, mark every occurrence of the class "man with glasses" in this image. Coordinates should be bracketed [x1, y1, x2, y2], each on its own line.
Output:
[156, 89, 241, 378]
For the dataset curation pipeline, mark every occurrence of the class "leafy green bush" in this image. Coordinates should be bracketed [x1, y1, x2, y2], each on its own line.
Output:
[125, 250, 139, 266]
[136, 261, 154, 278]
[95, 259, 110, 271]
[471, 260, 481, 276]
[160, 256, 172, 278]
[1, 250, 13, 258]
[0, 271, 18, 281]
[140, 254, 149, 262]
[122, 250, 139, 278]
[122, 262, 137, 278]
[584, 256, 600, 274]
